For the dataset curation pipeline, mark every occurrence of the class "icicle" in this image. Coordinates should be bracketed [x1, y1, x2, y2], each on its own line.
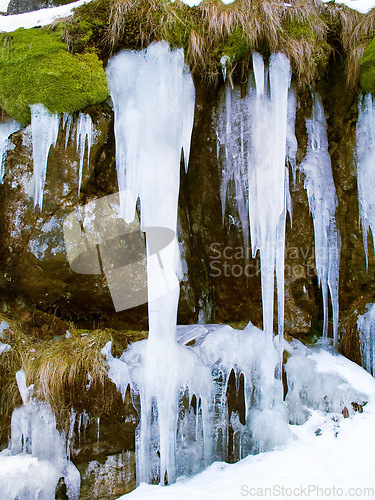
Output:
[106, 41, 202, 485]
[299, 92, 340, 343]
[0, 120, 21, 183]
[76, 113, 93, 195]
[248, 52, 292, 339]
[357, 303, 375, 376]
[63, 112, 73, 149]
[356, 94, 375, 266]
[30, 103, 60, 210]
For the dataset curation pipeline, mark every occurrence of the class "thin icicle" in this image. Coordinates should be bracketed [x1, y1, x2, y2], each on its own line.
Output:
[299, 92, 340, 343]
[63, 113, 73, 149]
[76, 113, 93, 195]
[356, 93, 375, 267]
[0, 120, 21, 183]
[30, 103, 60, 210]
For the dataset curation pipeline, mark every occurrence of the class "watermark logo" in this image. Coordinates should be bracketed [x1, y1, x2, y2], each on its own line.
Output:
[63, 192, 176, 311]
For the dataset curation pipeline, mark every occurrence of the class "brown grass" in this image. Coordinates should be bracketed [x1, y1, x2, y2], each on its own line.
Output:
[346, 8, 375, 88]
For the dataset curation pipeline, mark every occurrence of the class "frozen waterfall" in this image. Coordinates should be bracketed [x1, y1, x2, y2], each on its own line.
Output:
[299, 92, 340, 343]
[106, 41, 197, 485]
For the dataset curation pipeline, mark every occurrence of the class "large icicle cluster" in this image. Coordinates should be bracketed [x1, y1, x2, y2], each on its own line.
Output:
[216, 52, 294, 338]
[356, 94, 375, 266]
[299, 92, 340, 343]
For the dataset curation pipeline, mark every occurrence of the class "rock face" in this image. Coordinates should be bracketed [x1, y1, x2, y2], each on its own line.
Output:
[1, 62, 375, 343]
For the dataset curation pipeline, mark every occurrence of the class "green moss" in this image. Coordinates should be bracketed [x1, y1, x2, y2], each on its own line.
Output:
[0, 27, 109, 124]
[214, 28, 249, 66]
[360, 37, 375, 93]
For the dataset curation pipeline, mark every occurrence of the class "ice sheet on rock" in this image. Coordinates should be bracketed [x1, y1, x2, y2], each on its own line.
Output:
[30, 103, 60, 210]
[176, 325, 208, 345]
[102, 341, 130, 401]
[356, 94, 375, 266]
[0, 120, 21, 183]
[299, 92, 340, 343]
[357, 303, 375, 376]
[76, 113, 93, 195]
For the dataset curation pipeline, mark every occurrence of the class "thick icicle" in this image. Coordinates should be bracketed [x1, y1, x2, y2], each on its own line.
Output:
[63, 113, 73, 149]
[106, 41, 199, 485]
[299, 92, 340, 343]
[30, 103, 60, 210]
[0, 120, 21, 183]
[248, 52, 292, 339]
[76, 113, 93, 195]
[356, 94, 375, 266]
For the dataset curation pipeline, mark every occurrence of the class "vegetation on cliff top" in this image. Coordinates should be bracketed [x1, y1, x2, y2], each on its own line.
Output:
[0, 0, 374, 122]
[0, 27, 109, 125]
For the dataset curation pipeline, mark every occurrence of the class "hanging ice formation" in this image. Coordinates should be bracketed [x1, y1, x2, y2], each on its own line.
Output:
[216, 52, 294, 338]
[0, 370, 80, 499]
[0, 120, 21, 183]
[30, 103, 60, 210]
[106, 41, 200, 485]
[76, 113, 93, 195]
[356, 94, 375, 266]
[299, 92, 340, 343]
[357, 303, 375, 376]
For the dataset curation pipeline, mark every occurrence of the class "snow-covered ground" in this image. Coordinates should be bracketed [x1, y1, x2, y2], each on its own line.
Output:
[119, 349, 375, 500]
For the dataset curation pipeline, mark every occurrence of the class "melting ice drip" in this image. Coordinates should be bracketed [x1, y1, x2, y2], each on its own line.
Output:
[217, 52, 293, 339]
[356, 94, 375, 266]
[0, 120, 21, 183]
[357, 303, 375, 376]
[299, 92, 340, 343]
[30, 103, 60, 210]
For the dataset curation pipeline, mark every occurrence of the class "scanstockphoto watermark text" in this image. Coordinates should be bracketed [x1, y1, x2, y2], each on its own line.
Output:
[209, 243, 339, 279]
[240, 484, 375, 497]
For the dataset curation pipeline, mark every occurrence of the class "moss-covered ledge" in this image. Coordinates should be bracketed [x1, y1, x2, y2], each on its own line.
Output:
[0, 27, 109, 125]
